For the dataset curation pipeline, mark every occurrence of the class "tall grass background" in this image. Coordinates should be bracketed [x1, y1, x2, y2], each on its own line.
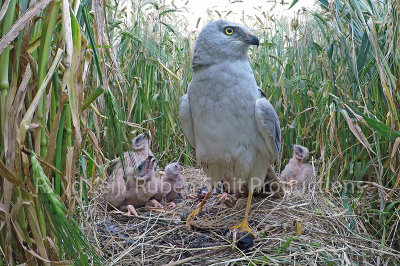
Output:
[0, 0, 399, 263]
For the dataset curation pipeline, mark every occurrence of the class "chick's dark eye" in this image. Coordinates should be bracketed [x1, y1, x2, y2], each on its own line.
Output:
[138, 164, 144, 170]
[225, 27, 234, 35]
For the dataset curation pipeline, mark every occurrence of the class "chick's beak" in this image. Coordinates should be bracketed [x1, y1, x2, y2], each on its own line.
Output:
[149, 157, 156, 167]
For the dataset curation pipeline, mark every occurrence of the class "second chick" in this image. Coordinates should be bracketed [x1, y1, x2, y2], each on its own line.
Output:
[153, 162, 185, 208]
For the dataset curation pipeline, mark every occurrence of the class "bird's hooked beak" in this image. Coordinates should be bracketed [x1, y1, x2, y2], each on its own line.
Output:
[149, 156, 156, 168]
[245, 34, 259, 47]
[250, 35, 259, 46]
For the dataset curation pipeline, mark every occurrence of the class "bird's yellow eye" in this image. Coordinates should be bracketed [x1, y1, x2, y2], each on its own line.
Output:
[225, 27, 234, 35]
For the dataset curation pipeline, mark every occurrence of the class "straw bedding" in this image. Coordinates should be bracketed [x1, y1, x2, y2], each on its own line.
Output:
[83, 167, 400, 265]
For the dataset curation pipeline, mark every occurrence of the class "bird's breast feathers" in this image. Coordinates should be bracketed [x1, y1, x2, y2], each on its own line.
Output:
[187, 60, 270, 166]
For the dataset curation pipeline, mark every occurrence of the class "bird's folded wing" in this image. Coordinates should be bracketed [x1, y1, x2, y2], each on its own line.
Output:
[254, 98, 282, 163]
[178, 94, 196, 148]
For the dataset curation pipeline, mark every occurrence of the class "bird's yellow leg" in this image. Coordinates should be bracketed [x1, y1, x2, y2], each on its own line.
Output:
[230, 191, 256, 237]
[186, 185, 214, 225]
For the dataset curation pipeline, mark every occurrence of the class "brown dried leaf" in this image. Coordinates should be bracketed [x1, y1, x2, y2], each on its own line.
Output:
[387, 171, 400, 202]
[3, 181, 13, 261]
[21, 152, 30, 184]
[0, 202, 8, 214]
[88, 130, 106, 164]
[25, 201, 50, 264]
[44, 92, 67, 176]
[0, 160, 23, 187]
[0, 0, 54, 53]
[65, 147, 75, 212]
[94, 0, 109, 93]
[19, 49, 63, 144]
[390, 137, 400, 173]
[341, 109, 375, 154]
[0, 0, 10, 21]
[5, 64, 31, 173]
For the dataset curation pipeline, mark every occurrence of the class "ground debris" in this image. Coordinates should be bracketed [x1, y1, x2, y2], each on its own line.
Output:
[84, 167, 400, 265]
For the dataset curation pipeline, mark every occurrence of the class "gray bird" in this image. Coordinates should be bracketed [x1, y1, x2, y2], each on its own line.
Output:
[179, 20, 281, 236]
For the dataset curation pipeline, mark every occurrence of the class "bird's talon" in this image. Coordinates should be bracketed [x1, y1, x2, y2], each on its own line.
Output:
[186, 185, 214, 225]
[230, 220, 256, 238]
[186, 207, 200, 225]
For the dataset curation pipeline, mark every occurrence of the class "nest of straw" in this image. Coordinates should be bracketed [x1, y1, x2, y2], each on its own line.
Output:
[84, 167, 400, 265]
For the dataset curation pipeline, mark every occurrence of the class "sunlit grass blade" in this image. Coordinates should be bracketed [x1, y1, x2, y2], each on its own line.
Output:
[30, 145, 103, 265]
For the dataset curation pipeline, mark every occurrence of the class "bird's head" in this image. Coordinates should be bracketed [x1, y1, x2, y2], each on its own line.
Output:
[192, 20, 259, 70]
[164, 162, 182, 181]
[134, 155, 156, 185]
[133, 133, 149, 151]
[291, 144, 310, 162]
[198, 186, 209, 199]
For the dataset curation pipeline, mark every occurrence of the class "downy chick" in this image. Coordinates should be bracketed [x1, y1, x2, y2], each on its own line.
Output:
[123, 155, 158, 209]
[104, 167, 129, 210]
[280, 144, 314, 190]
[153, 162, 185, 208]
